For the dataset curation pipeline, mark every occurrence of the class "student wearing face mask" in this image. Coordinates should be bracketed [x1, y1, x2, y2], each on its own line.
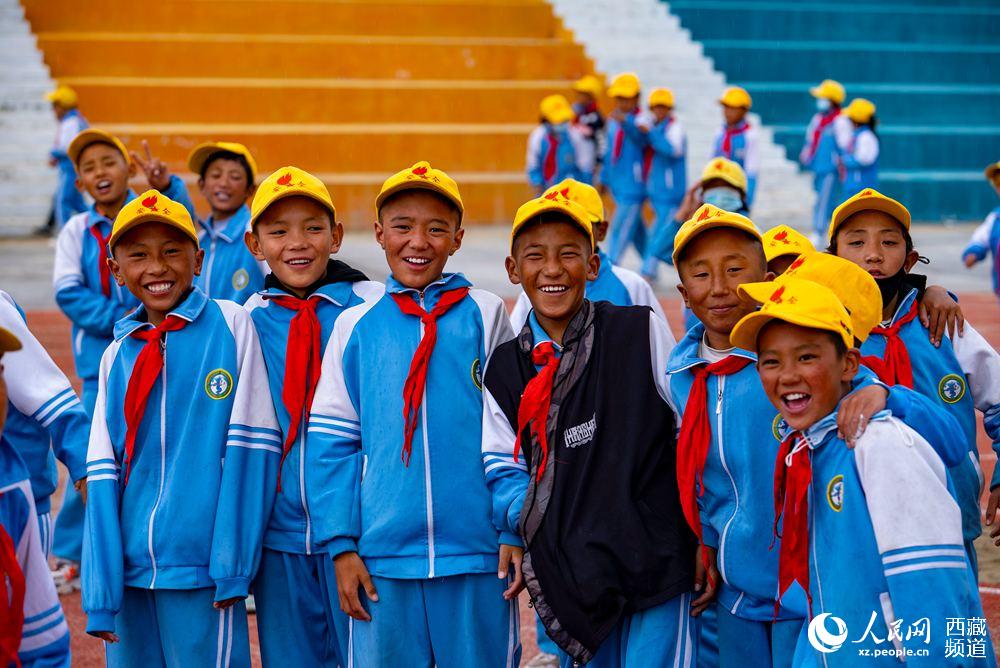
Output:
[799, 79, 852, 245]
[675, 158, 748, 226]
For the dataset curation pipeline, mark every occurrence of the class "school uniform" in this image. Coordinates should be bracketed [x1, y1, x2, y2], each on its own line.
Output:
[483, 300, 696, 666]
[962, 205, 1000, 302]
[0, 291, 89, 559]
[305, 272, 520, 668]
[667, 323, 970, 667]
[82, 287, 279, 667]
[840, 126, 879, 199]
[800, 112, 851, 240]
[782, 412, 994, 666]
[509, 248, 669, 331]
[244, 261, 382, 668]
[526, 123, 595, 190]
[0, 445, 71, 667]
[643, 116, 687, 274]
[711, 121, 760, 206]
[573, 101, 606, 175]
[51, 109, 88, 228]
[604, 112, 649, 263]
[859, 287, 1000, 570]
[162, 182, 266, 303]
[51, 195, 143, 563]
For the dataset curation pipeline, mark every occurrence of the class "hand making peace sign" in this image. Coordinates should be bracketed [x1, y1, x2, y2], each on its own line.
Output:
[130, 139, 173, 192]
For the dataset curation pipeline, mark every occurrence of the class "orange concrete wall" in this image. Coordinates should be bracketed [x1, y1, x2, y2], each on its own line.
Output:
[23, 0, 598, 226]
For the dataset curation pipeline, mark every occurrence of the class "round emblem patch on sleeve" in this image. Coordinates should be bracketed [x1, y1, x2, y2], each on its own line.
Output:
[232, 268, 250, 291]
[771, 413, 786, 441]
[937, 373, 966, 404]
[205, 368, 234, 400]
[826, 475, 844, 512]
[471, 358, 482, 391]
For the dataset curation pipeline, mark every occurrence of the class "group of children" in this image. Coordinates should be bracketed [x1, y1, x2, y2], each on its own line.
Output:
[526, 74, 885, 279]
[2, 87, 997, 668]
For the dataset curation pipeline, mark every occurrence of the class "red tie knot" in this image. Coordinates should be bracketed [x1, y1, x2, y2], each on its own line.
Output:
[532, 341, 557, 366]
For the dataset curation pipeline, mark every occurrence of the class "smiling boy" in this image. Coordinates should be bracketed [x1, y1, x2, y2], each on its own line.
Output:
[82, 190, 279, 667]
[304, 161, 519, 667]
[242, 167, 381, 667]
[482, 192, 697, 666]
[732, 278, 993, 666]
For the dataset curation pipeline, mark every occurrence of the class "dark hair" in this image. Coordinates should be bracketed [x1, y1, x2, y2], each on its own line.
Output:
[676, 228, 766, 272]
[377, 189, 463, 228]
[826, 212, 913, 254]
[828, 331, 849, 357]
[200, 150, 254, 187]
[511, 212, 590, 254]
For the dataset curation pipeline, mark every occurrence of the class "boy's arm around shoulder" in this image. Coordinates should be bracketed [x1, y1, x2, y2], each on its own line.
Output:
[81, 344, 126, 635]
[53, 219, 128, 337]
[209, 303, 282, 603]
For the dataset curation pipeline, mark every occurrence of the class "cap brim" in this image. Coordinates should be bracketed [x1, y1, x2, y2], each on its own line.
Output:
[672, 219, 761, 265]
[375, 182, 464, 220]
[829, 197, 910, 240]
[0, 326, 21, 353]
[730, 308, 850, 352]
[512, 201, 594, 252]
[985, 164, 1000, 181]
[737, 281, 778, 304]
[109, 214, 200, 251]
[68, 130, 130, 166]
[250, 189, 337, 228]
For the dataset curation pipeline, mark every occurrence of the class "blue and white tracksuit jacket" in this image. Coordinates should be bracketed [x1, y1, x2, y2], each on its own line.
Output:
[841, 126, 879, 198]
[305, 273, 514, 576]
[711, 121, 760, 205]
[53, 195, 143, 388]
[509, 249, 670, 331]
[81, 287, 280, 634]
[793, 412, 994, 666]
[526, 123, 595, 189]
[962, 205, 1000, 301]
[0, 448, 70, 667]
[51, 109, 88, 227]
[860, 288, 1000, 548]
[161, 181, 265, 303]
[0, 291, 89, 520]
[645, 116, 687, 206]
[665, 324, 969, 623]
[603, 112, 648, 204]
[244, 279, 384, 556]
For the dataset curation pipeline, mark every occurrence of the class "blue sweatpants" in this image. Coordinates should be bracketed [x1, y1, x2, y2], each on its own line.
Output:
[642, 201, 682, 277]
[53, 162, 87, 229]
[51, 378, 95, 563]
[811, 172, 838, 242]
[697, 604, 719, 667]
[253, 548, 350, 667]
[350, 573, 521, 668]
[560, 592, 697, 668]
[608, 200, 647, 265]
[716, 605, 802, 668]
[105, 586, 250, 668]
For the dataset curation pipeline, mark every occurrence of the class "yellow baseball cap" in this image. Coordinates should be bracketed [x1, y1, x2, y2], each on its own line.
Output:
[543, 178, 604, 223]
[67, 128, 130, 167]
[0, 326, 21, 354]
[700, 157, 748, 194]
[809, 79, 845, 106]
[842, 98, 876, 124]
[187, 141, 259, 182]
[672, 203, 761, 265]
[739, 252, 882, 342]
[45, 85, 78, 109]
[984, 161, 1000, 182]
[572, 75, 603, 99]
[828, 188, 910, 241]
[108, 190, 199, 251]
[511, 191, 594, 252]
[719, 86, 752, 109]
[539, 94, 575, 124]
[648, 88, 675, 109]
[762, 225, 815, 263]
[730, 277, 855, 352]
[607, 72, 641, 99]
[376, 161, 464, 223]
[250, 166, 337, 228]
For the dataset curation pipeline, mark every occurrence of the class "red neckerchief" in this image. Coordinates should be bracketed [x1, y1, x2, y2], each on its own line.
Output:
[88, 222, 112, 297]
[721, 121, 749, 157]
[773, 433, 813, 617]
[0, 520, 24, 668]
[676, 355, 753, 580]
[268, 295, 323, 490]
[861, 300, 919, 388]
[543, 130, 559, 183]
[513, 341, 561, 482]
[804, 109, 839, 162]
[390, 287, 470, 465]
[122, 316, 189, 486]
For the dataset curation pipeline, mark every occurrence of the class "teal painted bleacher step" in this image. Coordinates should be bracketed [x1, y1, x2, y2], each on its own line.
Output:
[666, 0, 1000, 221]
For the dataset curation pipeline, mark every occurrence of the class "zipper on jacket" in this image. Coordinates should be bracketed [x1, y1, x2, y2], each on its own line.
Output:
[299, 427, 312, 555]
[418, 293, 436, 578]
[715, 375, 740, 585]
[147, 338, 168, 587]
[204, 236, 217, 297]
